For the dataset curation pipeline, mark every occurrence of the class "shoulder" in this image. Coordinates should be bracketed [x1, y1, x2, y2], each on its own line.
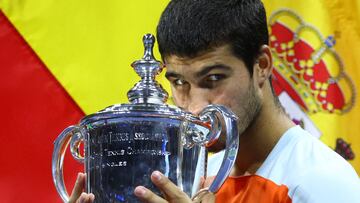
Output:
[257, 126, 360, 202]
[291, 167, 360, 203]
[281, 127, 360, 202]
[262, 125, 354, 174]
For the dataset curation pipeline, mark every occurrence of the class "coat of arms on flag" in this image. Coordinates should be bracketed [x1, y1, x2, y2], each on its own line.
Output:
[269, 8, 356, 161]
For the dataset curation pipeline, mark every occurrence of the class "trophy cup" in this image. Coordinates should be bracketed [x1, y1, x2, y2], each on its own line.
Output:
[52, 34, 239, 203]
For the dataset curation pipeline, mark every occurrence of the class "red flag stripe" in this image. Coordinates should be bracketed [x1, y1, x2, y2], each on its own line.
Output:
[0, 11, 84, 202]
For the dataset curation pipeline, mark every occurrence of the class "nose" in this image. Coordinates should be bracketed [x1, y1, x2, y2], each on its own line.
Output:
[187, 100, 210, 116]
[186, 88, 211, 116]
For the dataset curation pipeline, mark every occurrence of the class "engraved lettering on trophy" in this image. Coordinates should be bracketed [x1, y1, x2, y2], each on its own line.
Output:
[106, 149, 126, 157]
[132, 132, 165, 141]
[102, 161, 128, 168]
[108, 161, 127, 167]
[127, 146, 134, 155]
[126, 146, 171, 156]
[91, 150, 103, 157]
[134, 132, 149, 140]
[109, 132, 129, 143]
[97, 133, 109, 144]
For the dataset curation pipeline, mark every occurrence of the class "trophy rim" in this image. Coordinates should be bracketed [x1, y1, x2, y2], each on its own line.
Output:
[78, 103, 206, 128]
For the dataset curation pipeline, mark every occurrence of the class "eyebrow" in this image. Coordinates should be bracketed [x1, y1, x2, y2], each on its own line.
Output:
[195, 64, 232, 78]
[165, 71, 182, 79]
[165, 64, 232, 79]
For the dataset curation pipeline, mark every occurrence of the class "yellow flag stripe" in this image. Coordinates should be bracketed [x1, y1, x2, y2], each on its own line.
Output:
[0, 0, 170, 115]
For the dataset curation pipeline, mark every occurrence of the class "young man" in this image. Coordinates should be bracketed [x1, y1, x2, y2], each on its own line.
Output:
[71, 0, 360, 202]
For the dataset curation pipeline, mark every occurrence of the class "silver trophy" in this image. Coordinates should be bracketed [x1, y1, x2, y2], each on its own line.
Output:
[52, 34, 239, 203]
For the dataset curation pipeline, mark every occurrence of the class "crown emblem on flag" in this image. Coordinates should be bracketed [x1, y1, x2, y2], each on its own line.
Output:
[268, 9, 356, 114]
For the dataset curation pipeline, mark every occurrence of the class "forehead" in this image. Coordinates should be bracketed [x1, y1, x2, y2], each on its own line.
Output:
[164, 45, 244, 71]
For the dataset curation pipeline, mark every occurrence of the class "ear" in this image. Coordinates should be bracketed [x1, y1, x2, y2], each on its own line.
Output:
[253, 45, 273, 88]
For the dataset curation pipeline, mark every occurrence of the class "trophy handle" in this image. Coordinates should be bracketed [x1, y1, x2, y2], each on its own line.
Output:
[192, 104, 239, 202]
[52, 125, 84, 203]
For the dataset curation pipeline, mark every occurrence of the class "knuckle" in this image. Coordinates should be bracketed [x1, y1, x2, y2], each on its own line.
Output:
[174, 190, 188, 199]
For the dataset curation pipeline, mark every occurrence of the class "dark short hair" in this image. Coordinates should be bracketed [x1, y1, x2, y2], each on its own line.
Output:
[156, 0, 269, 75]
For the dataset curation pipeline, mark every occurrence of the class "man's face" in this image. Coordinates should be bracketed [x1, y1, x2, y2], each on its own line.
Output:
[164, 45, 262, 136]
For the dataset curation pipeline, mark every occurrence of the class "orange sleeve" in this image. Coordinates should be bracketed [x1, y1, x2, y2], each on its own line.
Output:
[215, 175, 292, 203]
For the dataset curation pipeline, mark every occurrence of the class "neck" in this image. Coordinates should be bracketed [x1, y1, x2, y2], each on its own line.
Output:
[231, 92, 295, 176]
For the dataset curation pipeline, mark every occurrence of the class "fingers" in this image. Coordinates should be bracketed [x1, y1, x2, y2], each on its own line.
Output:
[68, 173, 86, 203]
[134, 171, 192, 203]
[203, 176, 215, 188]
[134, 186, 167, 203]
[150, 171, 191, 202]
[76, 193, 95, 203]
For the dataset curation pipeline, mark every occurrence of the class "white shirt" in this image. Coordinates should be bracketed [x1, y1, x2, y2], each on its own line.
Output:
[208, 125, 360, 202]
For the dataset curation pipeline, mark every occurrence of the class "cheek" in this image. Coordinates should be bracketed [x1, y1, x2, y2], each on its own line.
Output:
[211, 89, 236, 108]
[211, 86, 247, 115]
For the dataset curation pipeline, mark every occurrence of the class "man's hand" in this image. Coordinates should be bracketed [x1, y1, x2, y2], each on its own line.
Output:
[68, 171, 210, 203]
[134, 171, 192, 203]
[68, 173, 95, 203]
